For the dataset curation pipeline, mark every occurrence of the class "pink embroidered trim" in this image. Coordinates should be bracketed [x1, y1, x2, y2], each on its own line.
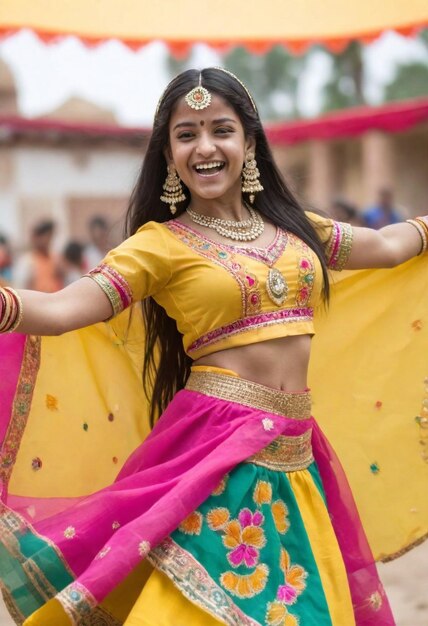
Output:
[165, 220, 288, 267]
[86, 264, 133, 316]
[327, 222, 342, 267]
[188, 308, 313, 353]
[164, 221, 262, 316]
[326, 222, 353, 271]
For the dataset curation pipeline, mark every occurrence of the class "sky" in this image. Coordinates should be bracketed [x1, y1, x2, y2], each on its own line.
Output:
[0, 29, 427, 126]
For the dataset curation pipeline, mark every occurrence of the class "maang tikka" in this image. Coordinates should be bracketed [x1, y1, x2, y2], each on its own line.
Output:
[184, 72, 212, 111]
[160, 164, 186, 215]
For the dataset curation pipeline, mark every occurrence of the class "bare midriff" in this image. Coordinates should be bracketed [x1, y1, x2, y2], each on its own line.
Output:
[194, 334, 311, 392]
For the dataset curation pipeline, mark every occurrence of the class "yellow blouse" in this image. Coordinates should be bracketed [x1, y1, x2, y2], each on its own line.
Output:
[87, 211, 353, 359]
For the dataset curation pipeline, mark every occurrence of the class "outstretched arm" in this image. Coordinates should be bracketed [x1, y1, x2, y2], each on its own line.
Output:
[346, 220, 425, 270]
[3, 278, 114, 336]
[1, 221, 172, 336]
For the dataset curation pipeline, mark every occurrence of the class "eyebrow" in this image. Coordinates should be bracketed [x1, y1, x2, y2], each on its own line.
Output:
[172, 117, 237, 131]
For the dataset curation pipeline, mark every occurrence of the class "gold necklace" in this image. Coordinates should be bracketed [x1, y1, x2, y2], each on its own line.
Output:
[186, 205, 265, 242]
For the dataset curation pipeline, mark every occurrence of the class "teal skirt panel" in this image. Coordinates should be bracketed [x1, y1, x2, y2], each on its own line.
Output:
[165, 461, 334, 626]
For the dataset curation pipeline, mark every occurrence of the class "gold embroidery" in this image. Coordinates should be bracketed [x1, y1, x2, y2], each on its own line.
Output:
[149, 537, 256, 625]
[0, 336, 41, 487]
[1, 585, 25, 626]
[59, 582, 121, 625]
[380, 529, 428, 562]
[244, 431, 313, 472]
[326, 222, 354, 271]
[185, 371, 311, 419]
[87, 272, 123, 317]
[0, 505, 76, 582]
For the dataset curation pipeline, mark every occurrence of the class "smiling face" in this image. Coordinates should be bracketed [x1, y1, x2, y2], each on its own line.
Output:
[166, 94, 255, 207]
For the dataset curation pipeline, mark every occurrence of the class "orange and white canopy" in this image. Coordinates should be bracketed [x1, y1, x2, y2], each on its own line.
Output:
[0, 0, 427, 55]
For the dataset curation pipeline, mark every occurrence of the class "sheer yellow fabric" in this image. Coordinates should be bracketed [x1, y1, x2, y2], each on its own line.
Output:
[309, 256, 428, 560]
[124, 569, 223, 626]
[288, 470, 355, 626]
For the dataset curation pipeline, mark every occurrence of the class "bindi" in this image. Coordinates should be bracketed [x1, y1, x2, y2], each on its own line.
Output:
[200, 120, 205, 126]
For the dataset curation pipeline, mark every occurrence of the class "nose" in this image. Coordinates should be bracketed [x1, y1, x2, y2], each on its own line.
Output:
[195, 132, 216, 157]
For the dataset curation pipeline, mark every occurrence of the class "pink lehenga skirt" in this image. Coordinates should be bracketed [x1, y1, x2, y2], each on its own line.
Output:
[0, 351, 395, 625]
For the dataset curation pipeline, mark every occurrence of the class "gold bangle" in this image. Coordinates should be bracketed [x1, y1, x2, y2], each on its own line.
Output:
[6, 288, 23, 333]
[415, 217, 428, 238]
[406, 219, 428, 255]
[0, 287, 13, 332]
[0, 287, 23, 333]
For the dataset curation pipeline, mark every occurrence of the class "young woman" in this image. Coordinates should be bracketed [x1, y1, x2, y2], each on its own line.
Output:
[0, 67, 427, 626]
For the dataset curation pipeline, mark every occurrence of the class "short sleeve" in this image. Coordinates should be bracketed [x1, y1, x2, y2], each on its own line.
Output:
[85, 221, 171, 317]
[305, 211, 353, 271]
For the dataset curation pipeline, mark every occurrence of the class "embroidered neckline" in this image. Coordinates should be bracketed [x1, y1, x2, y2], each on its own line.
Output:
[164, 220, 287, 266]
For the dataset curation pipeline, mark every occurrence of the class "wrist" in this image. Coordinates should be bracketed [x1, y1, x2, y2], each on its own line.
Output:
[406, 218, 428, 255]
[0, 286, 23, 333]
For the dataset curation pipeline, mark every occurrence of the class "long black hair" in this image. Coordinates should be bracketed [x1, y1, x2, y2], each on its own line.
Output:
[125, 67, 330, 425]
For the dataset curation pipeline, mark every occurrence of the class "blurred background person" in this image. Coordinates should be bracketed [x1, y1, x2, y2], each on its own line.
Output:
[0, 234, 13, 286]
[13, 220, 63, 292]
[329, 197, 365, 227]
[363, 187, 403, 229]
[84, 216, 111, 270]
[62, 241, 85, 286]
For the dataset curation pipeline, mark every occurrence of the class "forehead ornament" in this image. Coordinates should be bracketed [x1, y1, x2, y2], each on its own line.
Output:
[184, 73, 212, 111]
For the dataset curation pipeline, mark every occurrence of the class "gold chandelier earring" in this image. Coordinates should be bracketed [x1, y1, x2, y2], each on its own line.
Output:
[160, 164, 186, 215]
[241, 152, 264, 204]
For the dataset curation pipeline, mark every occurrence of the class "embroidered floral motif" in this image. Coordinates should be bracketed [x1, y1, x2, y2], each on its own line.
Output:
[265, 603, 299, 626]
[166, 220, 288, 266]
[207, 507, 230, 530]
[178, 511, 203, 535]
[96, 546, 111, 559]
[138, 540, 151, 557]
[287, 235, 316, 307]
[165, 221, 262, 317]
[31, 457, 42, 471]
[220, 563, 269, 599]
[262, 418, 275, 431]
[369, 591, 383, 611]
[46, 394, 58, 410]
[211, 474, 229, 496]
[253, 480, 273, 505]
[370, 462, 380, 475]
[271, 500, 290, 534]
[223, 509, 266, 568]
[63, 526, 76, 539]
[112, 521, 121, 530]
[266, 549, 308, 626]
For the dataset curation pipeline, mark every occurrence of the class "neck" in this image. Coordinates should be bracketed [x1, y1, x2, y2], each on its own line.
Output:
[188, 198, 249, 222]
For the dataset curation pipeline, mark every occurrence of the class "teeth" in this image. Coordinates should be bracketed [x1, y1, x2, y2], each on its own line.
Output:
[195, 161, 223, 171]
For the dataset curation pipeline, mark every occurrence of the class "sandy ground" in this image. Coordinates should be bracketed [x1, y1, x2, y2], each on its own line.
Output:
[0, 542, 427, 625]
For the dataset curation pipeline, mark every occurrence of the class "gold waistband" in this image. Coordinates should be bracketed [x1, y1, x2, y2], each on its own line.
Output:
[245, 430, 313, 472]
[185, 371, 311, 419]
